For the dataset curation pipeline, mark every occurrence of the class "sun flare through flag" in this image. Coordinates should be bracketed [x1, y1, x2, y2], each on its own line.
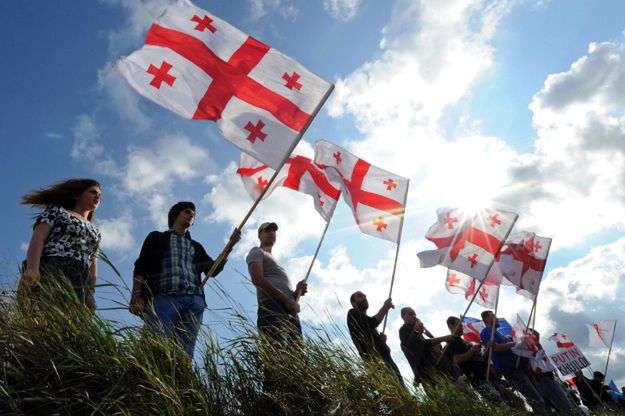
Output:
[417, 207, 518, 281]
[237, 153, 341, 222]
[313, 140, 409, 243]
[114, 0, 333, 169]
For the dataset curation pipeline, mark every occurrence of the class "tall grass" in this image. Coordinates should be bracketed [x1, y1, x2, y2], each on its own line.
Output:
[0, 279, 544, 415]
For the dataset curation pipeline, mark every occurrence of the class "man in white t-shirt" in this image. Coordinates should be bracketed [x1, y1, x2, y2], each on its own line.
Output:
[246, 222, 307, 345]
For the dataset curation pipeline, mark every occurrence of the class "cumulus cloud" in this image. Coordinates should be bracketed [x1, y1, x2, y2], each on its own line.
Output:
[97, 215, 136, 252]
[71, 114, 120, 176]
[323, 0, 361, 21]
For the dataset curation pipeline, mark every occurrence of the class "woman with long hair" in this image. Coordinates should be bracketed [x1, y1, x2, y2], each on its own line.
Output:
[20, 179, 102, 310]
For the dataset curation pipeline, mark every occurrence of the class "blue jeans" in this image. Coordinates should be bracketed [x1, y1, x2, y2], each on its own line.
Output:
[145, 293, 205, 358]
[505, 368, 548, 415]
[535, 373, 573, 414]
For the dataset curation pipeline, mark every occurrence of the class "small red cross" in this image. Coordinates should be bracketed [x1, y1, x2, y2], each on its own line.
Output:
[444, 212, 458, 229]
[146, 61, 176, 89]
[383, 179, 397, 191]
[488, 213, 501, 228]
[333, 152, 342, 164]
[256, 176, 268, 189]
[447, 274, 461, 286]
[282, 71, 302, 90]
[373, 217, 388, 232]
[191, 15, 216, 33]
[533, 241, 542, 253]
[479, 288, 488, 299]
[468, 253, 478, 268]
[318, 192, 325, 206]
[244, 120, 267, 143]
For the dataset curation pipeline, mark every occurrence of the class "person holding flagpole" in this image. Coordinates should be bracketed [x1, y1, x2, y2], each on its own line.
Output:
[247, 222, 308, 346]
[480, 310, 547, 415]
[346, 291, 403, 384]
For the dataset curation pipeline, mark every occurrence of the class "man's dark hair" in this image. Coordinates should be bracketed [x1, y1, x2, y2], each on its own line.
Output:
[480, 310, 492, 321]
[593, 371, 605, 379]
[349, 291, 358, 304]
[447, 316, 460, 327]
[400, 307, 411, 318]
[168, 201, 195, 228]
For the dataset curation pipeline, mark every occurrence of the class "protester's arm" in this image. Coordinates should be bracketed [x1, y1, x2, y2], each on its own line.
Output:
[249, 260, 297, 316]
[22, 223, 51, 290]
[491, 341, 515, 352]
[372, 298, 394, 324]
[129, 232, 159, 316]
[452, 343, 482, 366]
[427, 334, 456, 346]
[85, 254, 98, 311]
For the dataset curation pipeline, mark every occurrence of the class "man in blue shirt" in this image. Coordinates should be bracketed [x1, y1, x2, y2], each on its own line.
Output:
[480, 310, 547, 415]
[130, 201, 240, 358]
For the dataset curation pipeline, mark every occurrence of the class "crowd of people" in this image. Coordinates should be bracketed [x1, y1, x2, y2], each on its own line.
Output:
[18, 178, 625, 414]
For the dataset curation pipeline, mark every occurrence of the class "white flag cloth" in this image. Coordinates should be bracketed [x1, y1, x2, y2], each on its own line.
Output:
[115, 0, 332, 169]
[587, 320, 617, 348]
[445, 269, 499, 309]
[313, 140, 409, 242]
[418, 207, 518, 281]
[548, 332, 576, 351]
[498, 231, 552, 300]
[236, 153, 340, 221]
[511, 314, 557, 373]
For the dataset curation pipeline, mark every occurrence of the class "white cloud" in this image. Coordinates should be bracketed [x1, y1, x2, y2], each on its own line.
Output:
[71, 114, 120, 176]
[248, 0, 298, 21]
[97, 215, 136, 252]
[323, 0, 361, 21]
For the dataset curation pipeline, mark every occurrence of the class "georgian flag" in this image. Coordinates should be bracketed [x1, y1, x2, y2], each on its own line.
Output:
[445, 270, 499, 309]
[115, 0, 332, 169]
[587, 320, 617, 348]
[418, 207, 518, 281]
[511, 315, 557, 373]
[313, 140, 409, 243]
[548, 332, 576, 351]
[236, 153, 340, 222]
[498, 231, 552, 300]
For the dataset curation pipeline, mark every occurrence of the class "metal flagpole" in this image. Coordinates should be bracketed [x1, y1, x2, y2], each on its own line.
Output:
[486, 291, 501, 382]
[201, 84, 335, 287]
[293, 217, 332, 304]
[381, 180, 409, 334]
[601, 321, 617, 394]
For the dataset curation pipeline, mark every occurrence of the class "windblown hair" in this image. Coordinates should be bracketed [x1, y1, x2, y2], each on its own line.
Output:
[21, 178, 101, 221]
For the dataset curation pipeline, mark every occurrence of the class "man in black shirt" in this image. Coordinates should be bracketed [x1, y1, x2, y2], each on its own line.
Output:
[399, 307, 455, 384]
[346, 291, 403, 384]
[444, 316, 489, 385]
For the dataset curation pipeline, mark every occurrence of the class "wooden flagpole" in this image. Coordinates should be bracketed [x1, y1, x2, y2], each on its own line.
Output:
[201, 84, 335, 287]
[293, 217, 332, 304]
[485, 291, 500, 382]
[381, 180, 409, 334]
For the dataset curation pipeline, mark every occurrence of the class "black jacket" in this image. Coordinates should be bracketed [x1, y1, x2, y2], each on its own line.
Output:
[133, 230, 226, 297]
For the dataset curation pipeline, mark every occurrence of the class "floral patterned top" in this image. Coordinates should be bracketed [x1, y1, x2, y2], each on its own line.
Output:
[35, 205, 101, 265]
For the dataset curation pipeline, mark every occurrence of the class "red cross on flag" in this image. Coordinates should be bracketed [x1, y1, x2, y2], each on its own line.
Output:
[313, 140, 409, 243]
[236, 153, 341, 222]
[418, 207, 518, 281]
[498, 231, 552, 300]
[115, 0, 332, 170]
[445, 270, 499, 309]
[547, 332, 576, 351]
[586, 320, 617, 348]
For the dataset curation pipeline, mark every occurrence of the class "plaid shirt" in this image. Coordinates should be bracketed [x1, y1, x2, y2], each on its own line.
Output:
[158, 231, 202, 296]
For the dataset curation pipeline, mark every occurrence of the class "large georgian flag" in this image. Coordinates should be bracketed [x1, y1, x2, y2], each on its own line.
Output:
[418, 208, 518, 281]
[115, 0, 332, 169]
[498, 231, 551, 300]
[236, 153, 341, 221]
[587, 320, 617, 348]
[445, 269, 499, 309]
[313, 140, 409, 243]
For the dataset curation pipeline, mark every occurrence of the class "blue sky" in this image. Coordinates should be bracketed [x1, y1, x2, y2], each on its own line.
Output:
[2, 0, 625, 388]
